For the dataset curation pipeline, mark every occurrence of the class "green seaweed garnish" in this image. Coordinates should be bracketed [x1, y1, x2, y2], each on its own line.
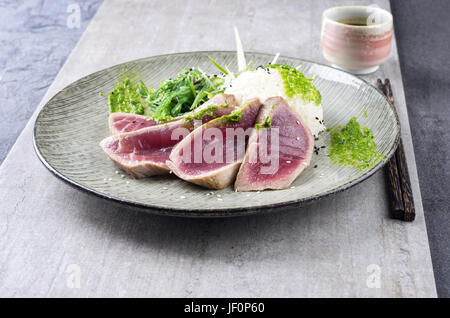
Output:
[328, 117, 386, 170]
[107, 69, 225, 122]
[184, 104, 229, 121]
[208, 56, 253, 78]
[108, 77, 150, 115]
[221, 109, 242, 124]
[265, 64, 321, 105]
[208, 56, 229, 75]
[255, 116, 272, 129]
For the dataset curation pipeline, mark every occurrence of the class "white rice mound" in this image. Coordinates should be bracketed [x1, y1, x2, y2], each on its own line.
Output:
[224, 68, 325, 137]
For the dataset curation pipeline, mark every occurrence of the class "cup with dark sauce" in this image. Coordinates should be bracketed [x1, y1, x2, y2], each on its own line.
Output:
[321, 5, 393, 74]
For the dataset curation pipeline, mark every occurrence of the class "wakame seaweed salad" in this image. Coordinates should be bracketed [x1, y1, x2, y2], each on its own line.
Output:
[108, 68, 225, 122]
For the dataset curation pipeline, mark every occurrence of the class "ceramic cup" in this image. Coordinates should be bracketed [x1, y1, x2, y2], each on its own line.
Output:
[321, 6, 393, 74]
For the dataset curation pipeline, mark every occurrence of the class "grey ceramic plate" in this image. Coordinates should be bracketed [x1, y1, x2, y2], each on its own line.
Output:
[33, 51, 400, 217]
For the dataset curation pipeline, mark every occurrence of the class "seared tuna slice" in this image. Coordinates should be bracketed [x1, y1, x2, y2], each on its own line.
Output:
[109, 94, 238, 135]
[167, 99, 262, 190]
[109, 113, 160, 135]
[100, 94, 238, 178]
[235, 97, 314, 191]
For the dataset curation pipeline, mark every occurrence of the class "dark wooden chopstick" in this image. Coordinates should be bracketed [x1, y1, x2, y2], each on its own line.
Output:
[377, 78, 416, 221]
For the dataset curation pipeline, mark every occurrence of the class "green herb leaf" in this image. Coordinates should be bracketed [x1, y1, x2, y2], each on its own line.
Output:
[208, 56, 229, 75]
[221, 109, 242, 124]
[255, 116, 272, 129]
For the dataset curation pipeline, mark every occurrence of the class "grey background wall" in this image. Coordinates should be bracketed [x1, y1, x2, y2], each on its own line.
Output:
[390, 0, 450, 297]
[0, 0, 448, 297]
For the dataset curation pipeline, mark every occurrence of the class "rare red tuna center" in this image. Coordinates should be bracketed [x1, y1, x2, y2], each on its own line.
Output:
[235, 96, 314, 191]
[109, 112, 161, 135]
[167, 99, 263, 189]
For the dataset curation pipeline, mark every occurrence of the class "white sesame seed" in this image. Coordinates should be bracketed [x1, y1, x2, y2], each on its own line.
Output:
[103, 178, 107, 181]
[120, 175, 125, 178]
[180, 196, 186, 199]
[257, 191, 261, 193]
[286, 160, 291, 164]
[217, 194, 222, 197]
[217, 198, 223, 201]
[291, 186, 296, 189]
[162, 187, 168, 190]
[296, 137, 300, 140]
[246, 194, 251, 197]
[108, 178, 112, 181]
[296, 120, 300, 125]
[169, 170, 173, 174]
[126, 181, 130, 184]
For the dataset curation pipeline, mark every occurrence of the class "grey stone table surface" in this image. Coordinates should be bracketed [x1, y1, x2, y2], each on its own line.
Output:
[0, 0, 446, 297]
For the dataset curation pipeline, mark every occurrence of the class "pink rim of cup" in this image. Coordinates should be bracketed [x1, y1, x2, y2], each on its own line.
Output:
[321, 5, 393, 75]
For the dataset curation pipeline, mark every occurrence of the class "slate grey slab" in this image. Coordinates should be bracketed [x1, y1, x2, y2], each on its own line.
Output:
[0, 0, 103, 164]
[0, 0, 437, 297]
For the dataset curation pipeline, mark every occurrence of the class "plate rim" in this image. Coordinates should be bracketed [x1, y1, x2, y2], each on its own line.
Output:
[32, 50, 400, 217]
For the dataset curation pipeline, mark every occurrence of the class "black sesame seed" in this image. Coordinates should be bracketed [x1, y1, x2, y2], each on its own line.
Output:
[315, 117, 319, 120]
[314, 165, 318, 168]
[321, 146, 326, 149]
